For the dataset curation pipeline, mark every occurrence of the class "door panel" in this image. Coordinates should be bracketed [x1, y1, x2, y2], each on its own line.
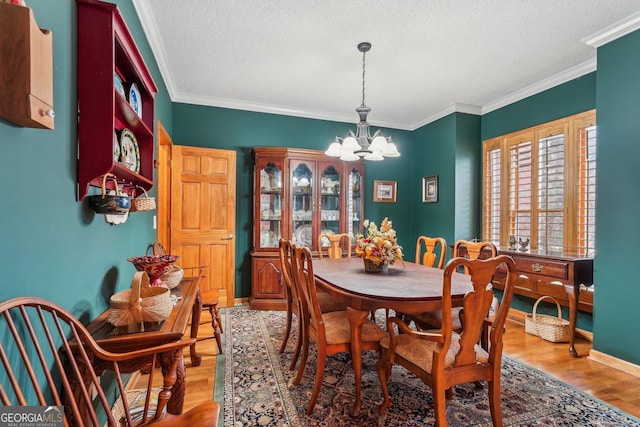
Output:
[170, 145, 236, 307]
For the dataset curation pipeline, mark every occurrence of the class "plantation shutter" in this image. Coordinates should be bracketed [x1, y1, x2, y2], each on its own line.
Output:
[481, 110, 596, 255]
[577, 122, 597, 256]
[483, 139, 502, 243]
[507, 135, 533, 243]
[536, 123, 567, 252]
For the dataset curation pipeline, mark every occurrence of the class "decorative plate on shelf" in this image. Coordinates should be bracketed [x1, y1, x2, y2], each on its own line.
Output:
[294, 224, 312, 247]
[113, 129, 120, 161]
[114, 73, 126, 97]
[128, 82, 142, 117]
[119, 129, 140, 173]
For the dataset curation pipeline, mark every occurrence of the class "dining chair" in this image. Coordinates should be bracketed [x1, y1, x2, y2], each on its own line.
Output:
[0, 296, 220, 427]
[415, 235, 447, 268]
[377, 255, 516, 426]
[291, 245, 387, 415]
[278, 239, 346, 371]
[151, 242, 223, 354]
[318, 232, 352, 259]
[409, 239, 497, 332]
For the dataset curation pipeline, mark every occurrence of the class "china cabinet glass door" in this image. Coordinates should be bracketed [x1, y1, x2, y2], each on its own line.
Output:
[319, 165, 341, 248]
[347, 167, 363, 244]
[291, 162, 313, 248]
[258, 162, 282, 248]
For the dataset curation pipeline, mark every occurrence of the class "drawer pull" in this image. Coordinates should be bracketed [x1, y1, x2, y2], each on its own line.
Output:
[531, 263, 544, 272]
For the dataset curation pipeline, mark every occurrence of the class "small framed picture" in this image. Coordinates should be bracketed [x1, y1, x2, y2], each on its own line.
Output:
[373, 180, 397, 203]
[422, 175, 438, 203]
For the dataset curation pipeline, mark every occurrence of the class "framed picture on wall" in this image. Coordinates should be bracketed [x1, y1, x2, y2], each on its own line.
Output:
[422, 175, 438, 203]
[373, 180, 397, 203]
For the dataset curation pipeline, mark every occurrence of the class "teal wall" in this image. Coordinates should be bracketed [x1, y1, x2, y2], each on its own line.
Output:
[409, 113, 482, 250]
[0, 0, 171, 321]
[2, 1, 639, 366]
[481, 72, 597, 140]
[593, 30, 640, 363]
[172, 104, 412, 297]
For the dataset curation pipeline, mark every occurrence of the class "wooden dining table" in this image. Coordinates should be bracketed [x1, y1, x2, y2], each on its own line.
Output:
[312, 257, 473, 417]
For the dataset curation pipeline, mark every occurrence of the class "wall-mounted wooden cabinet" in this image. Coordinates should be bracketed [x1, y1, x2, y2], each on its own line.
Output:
[0, 2, 54, 129]
[250, 147, 365, 310]
[76, 0, 157, 200]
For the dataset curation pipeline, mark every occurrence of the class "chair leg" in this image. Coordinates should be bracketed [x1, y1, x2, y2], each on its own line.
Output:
[294, 326, 309, 386]
[306, 347, 327, 415]
[488, 379, 504, 427]
[432, 385, 448, 427]
[377, 352, 393, 414]
[289, 314, 303, 371]
[280, 301, 293, 353]
[202, 300, 223, 355]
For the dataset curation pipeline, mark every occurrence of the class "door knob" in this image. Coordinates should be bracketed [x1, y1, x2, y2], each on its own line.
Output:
[222, 234, 234, 240]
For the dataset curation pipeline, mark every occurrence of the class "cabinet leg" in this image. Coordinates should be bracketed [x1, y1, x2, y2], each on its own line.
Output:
[564, 284, 580, 357]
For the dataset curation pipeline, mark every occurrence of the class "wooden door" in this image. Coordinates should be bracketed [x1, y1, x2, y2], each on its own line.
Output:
[169, 145, 236, 307]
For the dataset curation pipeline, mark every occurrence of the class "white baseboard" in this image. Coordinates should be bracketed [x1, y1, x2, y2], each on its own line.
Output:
[588, 349, 640, 378]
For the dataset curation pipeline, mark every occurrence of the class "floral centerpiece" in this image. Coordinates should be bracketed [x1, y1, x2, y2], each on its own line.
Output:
[355, 217, 404, 273]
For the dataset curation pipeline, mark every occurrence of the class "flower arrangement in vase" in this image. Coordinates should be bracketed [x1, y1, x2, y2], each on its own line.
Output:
[355, 217, 404, 272]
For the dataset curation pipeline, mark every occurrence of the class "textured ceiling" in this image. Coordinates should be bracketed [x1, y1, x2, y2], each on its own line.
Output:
[133, 1, 640, 130]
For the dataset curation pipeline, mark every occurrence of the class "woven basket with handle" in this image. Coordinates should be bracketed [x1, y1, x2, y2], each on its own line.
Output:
[129, 186, 156, 213]
[524, 295, 570, 343]
[108, 271, 172, 326]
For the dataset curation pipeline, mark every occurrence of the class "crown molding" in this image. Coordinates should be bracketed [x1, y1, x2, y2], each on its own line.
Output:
[583, 12, 640, 48]
[132, 0, 178, 99]
[481, 59, 596, 115]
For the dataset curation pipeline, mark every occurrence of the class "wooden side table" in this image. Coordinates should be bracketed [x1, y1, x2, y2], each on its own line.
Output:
[85, 275, 202, 415]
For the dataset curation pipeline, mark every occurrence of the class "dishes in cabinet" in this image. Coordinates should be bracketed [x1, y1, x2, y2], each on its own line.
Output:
[128, 82, 142, 117]
[113, 129, 120, 161]
[114, 73, 126, 97]
[294, 224, 313, 247]
[119, 128, 140, 173]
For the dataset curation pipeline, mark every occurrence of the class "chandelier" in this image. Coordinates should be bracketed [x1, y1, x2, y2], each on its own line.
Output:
[325, 42, 400, 161]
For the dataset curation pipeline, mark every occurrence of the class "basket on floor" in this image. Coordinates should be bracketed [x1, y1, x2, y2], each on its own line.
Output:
[129, 186, 156, 213]
[108, 271, 172, 326]
[525, 296, 570, 343]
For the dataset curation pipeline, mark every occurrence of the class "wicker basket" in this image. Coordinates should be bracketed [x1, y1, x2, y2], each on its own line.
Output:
[161, 264, 184, 289]
[129, 186, 156, 213]
[525, 296, 570, 343]
[108, 271, 172, 326]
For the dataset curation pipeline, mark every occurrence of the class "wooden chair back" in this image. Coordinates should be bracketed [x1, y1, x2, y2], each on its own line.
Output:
[317, 233, 352, 259]
[453, 239, 497, 274]
[291, 244, 385, 415]
[278, 238, 303, 363]
[415, 236, 447, 268]
[0, 297, 219, 427]
[378, 255, 516, 426]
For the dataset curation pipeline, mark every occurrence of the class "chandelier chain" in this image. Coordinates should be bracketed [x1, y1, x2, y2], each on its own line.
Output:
[361, 50, 366, 107]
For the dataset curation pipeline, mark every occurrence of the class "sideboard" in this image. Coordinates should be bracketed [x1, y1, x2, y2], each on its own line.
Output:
[490, 247, 593, 357]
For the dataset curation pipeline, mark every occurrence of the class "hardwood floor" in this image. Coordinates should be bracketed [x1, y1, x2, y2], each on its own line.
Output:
[157, 309, 640, 420]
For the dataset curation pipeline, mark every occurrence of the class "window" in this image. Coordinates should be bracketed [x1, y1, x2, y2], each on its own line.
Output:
[482, 110, 596, 256]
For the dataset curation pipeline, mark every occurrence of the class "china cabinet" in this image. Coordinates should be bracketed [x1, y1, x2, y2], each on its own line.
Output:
[251, 147, 364, 310]
[76, 0, 158, 201]
[0, 2, 54, 129]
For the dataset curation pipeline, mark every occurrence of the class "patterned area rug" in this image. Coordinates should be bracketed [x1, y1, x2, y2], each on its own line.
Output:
[222, 305, 640, 426]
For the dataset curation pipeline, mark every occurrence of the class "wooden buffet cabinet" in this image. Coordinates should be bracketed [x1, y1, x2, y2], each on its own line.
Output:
[250, 148, 365, 310]
[491, 247, 593, 357]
